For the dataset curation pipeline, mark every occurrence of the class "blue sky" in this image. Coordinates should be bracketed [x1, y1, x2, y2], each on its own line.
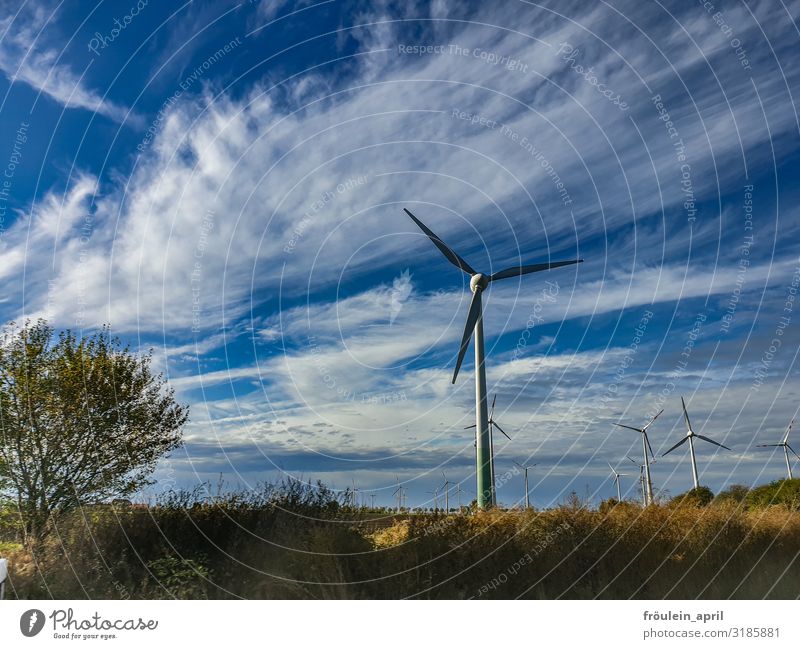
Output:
[1, 0, 800, 508]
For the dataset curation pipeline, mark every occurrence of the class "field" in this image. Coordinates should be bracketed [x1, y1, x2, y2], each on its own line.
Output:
[2, 480, 799, 599]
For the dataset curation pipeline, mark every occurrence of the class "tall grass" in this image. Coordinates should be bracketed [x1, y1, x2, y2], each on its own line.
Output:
[2, 481, 799, 599]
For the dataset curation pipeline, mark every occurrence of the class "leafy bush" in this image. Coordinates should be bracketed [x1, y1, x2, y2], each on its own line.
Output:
[144, 556, 211, 599]
[713, 484, 749, 505]
[746, 479, 800, 510]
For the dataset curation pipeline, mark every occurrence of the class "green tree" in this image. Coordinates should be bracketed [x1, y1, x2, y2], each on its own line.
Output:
[0, 320, 187, 542]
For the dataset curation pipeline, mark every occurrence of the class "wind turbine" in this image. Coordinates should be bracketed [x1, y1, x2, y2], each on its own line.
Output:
[607, 462, 627, 501]
[627, 456, 648, 506]
[402, 208, 582, 509]
[393, 476, 404, 513]
[440, 472, 452, 512]
[757, 418, 800, 480]
[465, 394, 513, 505]
[662, 397, 731, 489]
[426, 486, 440, 511]
[614, 409, 662, 505]
[513, 460, 536, 509]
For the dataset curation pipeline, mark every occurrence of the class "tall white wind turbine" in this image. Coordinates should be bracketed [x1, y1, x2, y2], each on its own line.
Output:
[614, 409, 662, 505]
[757, 418, 799, 480]
[403, 208, 581, 509]
[662, 397, 730, 489]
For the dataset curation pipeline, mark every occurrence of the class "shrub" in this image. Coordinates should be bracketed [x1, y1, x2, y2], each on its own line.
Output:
[670, 486, 714, 507]
[746, 479, 800, 510]
[713, 484, 749, 505]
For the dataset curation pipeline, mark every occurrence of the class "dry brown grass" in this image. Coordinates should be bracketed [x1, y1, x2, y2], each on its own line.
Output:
[2, 487, 799, 599]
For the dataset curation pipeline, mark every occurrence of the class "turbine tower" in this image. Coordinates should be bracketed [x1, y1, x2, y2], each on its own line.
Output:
[607, 462, 627, 501]
[393, 475, 404, 513]
[514, 460, 536, 509]
[441, 472, 452, 512]
[614, 409, 662, 505]
[662, 397, 730, 489]
[757, 418, 799, 480]
[627, 456, 648, 506]
[403, 208, 581, 509]
[465, 394, 512, 505]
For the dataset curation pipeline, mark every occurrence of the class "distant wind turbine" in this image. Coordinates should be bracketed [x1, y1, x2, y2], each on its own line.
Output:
[403, 208, 581, 509]
[662, 397, 731, 489]
[513, 460, 536, 509]
[614, 409, 662, 505]
[607, 462, 627, 501]
[441, 472, 452, 512]
[465, 394, 512, 505]
[757, 418, 799, 480]
[393, 475, 404, 512]
[627, 456, 649, 506]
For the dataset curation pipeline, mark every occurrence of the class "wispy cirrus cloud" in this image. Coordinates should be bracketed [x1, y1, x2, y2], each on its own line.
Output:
[0, 4, 133, 123]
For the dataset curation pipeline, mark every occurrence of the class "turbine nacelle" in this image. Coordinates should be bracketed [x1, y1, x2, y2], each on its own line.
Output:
[470, 273, 489, 293]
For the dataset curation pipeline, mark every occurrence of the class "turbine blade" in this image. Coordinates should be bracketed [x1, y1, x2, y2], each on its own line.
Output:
[695, 434, 731, 451]
[493, 420, 512, 440]
[643, 409, 664, 430]
[681, 396, 693, 432]
[783, 419, 795, 445]
[452, 288, 482, 384]
[756, 443, 780, 447]
[626, 455, 638, 465]
[403, 208, 476, 275]
[607, 461, 615, 473]
[489, 259, 582, 282]
[614, 423, 644, 433]
[464, 424, 477, 429]
[644, 432, 656, 460]
[662, 436, 689, 457]
[490, 394, 497, 420]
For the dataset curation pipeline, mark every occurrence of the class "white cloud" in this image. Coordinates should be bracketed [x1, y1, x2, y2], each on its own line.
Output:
[0, 6, 133, 123]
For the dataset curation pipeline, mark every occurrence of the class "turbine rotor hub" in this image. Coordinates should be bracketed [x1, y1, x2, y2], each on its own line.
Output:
[470, 273, 489, 293]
